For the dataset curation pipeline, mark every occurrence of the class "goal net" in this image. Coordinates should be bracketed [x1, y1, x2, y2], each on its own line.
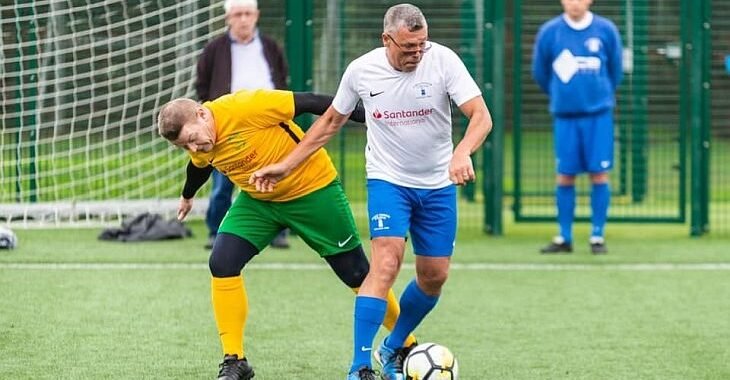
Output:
[1, 0, 224, 227]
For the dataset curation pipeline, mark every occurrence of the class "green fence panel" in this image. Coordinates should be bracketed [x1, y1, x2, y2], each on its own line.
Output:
[710, 0, 729, 235]
[3, 0, 726, 235]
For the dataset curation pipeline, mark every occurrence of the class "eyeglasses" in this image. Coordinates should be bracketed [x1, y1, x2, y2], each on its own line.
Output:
[385, 34, 432, 55]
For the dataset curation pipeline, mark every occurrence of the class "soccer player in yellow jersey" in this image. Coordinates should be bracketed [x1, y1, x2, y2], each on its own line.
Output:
[157, 89, 416, 380]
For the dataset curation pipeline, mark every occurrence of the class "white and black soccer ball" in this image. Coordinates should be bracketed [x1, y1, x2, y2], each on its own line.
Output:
[403, 342, 459, 380]
[0, 225, 17, 249]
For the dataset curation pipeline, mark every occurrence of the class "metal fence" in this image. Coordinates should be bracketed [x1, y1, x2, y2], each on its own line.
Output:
[511, 0, 685, 224]
[276, 0, 720, 236]
[2, 0, 724, 236]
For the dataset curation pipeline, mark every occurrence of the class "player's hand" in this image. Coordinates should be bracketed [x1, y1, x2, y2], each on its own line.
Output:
[177, 196, 193, 221]
[449, 153, 475, 186]
[249, 163, 291, 193]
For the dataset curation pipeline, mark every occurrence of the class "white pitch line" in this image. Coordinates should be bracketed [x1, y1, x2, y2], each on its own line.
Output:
[1, 262, 730, 271]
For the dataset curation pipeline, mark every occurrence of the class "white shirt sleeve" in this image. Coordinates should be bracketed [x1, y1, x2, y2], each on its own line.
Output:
[332, 62, 361, 115]
[442, 47, 482, 107]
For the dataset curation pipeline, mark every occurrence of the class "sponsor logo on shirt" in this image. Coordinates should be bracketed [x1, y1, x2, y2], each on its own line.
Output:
[585, 37, 602, 53]
[371, 108, 434, 127]
[219, 150, 258, 175]
[552, 48, 602, 83]
[374, 108, 434, 119]
[227, 132, 247, 149]
[414, 82, 433, 99]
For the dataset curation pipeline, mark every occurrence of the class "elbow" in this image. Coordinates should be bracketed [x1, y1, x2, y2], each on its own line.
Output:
[484, 119, 493, 137]
[479, 108, 493, 135]
[480, 121, 493, 144]
[320, 109, 346, 136]
[323, 120, 343, 138]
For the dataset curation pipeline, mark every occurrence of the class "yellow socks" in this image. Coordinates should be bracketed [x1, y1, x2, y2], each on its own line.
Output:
[211, 276, 248, 358]
[211, 279, 416, 359]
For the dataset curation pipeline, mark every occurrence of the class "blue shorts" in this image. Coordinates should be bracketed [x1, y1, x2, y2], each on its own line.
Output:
[554, 110, 614, 175]
[367, 179, 456, 257]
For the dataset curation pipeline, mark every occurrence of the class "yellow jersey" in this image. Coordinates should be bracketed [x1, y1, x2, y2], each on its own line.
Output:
[188, 89, 337, 201]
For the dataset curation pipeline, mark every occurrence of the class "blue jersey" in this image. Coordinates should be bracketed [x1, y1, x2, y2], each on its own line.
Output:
[532, 13, 623, 117]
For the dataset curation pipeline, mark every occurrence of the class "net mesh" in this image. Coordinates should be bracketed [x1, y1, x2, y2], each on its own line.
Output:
[1, 0, 222, 226]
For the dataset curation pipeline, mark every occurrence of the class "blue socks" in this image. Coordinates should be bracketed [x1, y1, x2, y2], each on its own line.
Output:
[350, 296, 386, 372]
[556, 182, 610, 242]
[591, 183, 610, 238]
[557, 184, 576, 243]
[349, 282, 441, 372]
[384, 280, 439, 351]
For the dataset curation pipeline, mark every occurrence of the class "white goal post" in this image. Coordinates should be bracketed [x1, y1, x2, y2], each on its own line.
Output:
[1, 0, 226, 227]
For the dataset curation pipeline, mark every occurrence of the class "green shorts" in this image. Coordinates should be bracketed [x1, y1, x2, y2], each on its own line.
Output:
[218, 179, 361, 257]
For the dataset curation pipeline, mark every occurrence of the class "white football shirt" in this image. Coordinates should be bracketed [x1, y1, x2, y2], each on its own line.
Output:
[332, 42, 481, 188]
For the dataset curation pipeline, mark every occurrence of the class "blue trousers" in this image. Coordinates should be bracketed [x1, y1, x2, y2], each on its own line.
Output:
[206, 170, 234, 237]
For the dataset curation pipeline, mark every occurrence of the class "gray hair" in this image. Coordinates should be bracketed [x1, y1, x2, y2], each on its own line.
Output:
[383, 3, 427, 34]
[157, 98, 199, 141]
[224, 0, 258, 14]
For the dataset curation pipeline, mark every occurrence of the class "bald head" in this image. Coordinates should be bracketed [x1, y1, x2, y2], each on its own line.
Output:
[157, 98, 199, 141]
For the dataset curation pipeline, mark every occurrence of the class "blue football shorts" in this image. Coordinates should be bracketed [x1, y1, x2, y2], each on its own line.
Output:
[554, 110, 614, 175]
[366, 179, 457, 257]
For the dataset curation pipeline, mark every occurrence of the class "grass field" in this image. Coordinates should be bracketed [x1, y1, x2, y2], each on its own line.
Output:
[1, 220, 729, 379]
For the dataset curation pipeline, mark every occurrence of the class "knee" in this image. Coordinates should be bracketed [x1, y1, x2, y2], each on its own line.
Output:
[370, 254, 402, 284]
[557, 175, 576, 186]
[208, 233, 258, 277]
[326, 247, 370, 288]
[590, 172, 609, 184]
[416, 266, 449, 291]
[209, 251, 241, 277]
[338, 262, 368, 288]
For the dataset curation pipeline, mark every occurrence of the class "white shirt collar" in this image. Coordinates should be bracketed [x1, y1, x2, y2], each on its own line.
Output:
[562, 11, 593, 31]
[228, 29, 259, 45]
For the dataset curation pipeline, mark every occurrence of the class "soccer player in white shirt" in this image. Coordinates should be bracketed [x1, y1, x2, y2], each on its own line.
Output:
[250, 4, 492, 379]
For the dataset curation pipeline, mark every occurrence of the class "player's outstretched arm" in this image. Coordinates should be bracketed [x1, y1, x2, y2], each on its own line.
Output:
[293, 92, 365, 123]
[177, 160, 213, 220]
[250, 105, 350, 192]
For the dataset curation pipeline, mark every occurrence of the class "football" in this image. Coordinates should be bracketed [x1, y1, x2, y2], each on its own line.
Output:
[0, 225, 17, 250]
[403, 342, 459, 380]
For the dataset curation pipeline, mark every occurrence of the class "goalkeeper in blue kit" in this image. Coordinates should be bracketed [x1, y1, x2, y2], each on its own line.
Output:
[532, 0, 623, 254]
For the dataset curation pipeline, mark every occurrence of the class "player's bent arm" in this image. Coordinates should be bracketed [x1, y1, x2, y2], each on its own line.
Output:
[280, 105, 350, 172]
[181, 160, 214, 199]
[293, 92, 365, 123]
[454, 96, 492, 158]
[449, 96, 492, 185]
[177, 161, 213, 220]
